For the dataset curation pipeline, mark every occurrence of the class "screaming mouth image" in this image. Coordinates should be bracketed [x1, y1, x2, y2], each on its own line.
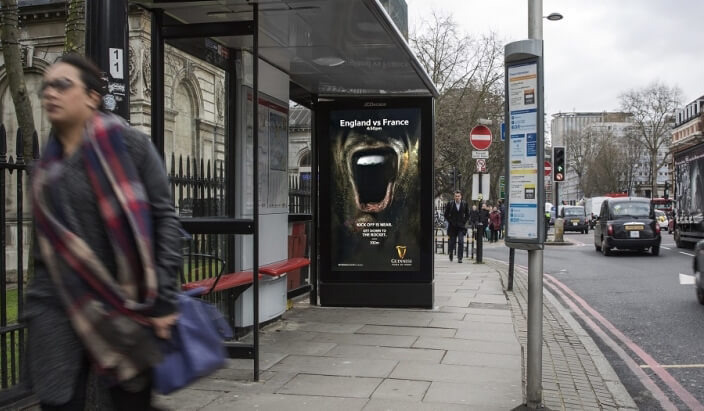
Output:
[347, 143, 404, 213]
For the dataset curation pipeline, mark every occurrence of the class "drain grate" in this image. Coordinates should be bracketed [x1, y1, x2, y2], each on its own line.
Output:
[469, 302, 509, 310]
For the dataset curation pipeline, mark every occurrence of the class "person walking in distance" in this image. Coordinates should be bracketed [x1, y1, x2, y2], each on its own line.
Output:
[444, 190, 470, 263]
[480, 202, 490, 241]
[489, 206, 502, 243]
[26, 53, 182, 410]
[498, 200, 506, 239]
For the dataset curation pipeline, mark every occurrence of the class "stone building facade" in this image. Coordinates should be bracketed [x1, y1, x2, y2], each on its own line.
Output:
[0, 2, 228, 275]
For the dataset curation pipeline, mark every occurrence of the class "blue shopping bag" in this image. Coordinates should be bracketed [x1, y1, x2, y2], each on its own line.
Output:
[153, 288, 233, 394]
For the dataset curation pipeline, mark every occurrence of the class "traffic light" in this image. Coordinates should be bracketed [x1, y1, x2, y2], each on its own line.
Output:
[664, 181, 670, 200]
[553, 146, 565, 182]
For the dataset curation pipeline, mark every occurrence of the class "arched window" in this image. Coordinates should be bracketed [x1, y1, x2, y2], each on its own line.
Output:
[172, 82, 198, 162]
[299, 150, 311, 167]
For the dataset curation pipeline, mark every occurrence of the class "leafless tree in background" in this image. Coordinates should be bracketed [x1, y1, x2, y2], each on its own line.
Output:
[410, 11, 504, 201]
[620, 82, 682, 197]
[0, 0, 35, 159]
[64, 0, 85, 54]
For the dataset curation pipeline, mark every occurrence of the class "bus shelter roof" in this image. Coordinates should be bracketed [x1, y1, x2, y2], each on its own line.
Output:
[131, 0, 439, 99]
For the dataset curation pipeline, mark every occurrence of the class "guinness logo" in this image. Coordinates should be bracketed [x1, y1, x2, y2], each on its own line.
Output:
[396, 245, 407, 259]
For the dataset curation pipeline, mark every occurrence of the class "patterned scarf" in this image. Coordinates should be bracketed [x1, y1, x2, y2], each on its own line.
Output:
[32, 112, 161, 382]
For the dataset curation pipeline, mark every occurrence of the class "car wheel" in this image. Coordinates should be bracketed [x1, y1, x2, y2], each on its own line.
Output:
[675, 231, 685, 248]
[697, 280, 704, 305]
[651, 245, 660, 256]
[601, 238, 611, 256]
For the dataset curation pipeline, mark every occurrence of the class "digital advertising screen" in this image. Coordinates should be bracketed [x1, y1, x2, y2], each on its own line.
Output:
[327, 107, 422, 272]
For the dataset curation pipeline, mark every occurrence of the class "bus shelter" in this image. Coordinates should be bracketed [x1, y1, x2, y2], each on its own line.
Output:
[128, 0, 439, 381]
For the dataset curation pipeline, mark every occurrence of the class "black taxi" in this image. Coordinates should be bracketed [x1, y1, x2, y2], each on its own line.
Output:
[593, 197, 661, 256]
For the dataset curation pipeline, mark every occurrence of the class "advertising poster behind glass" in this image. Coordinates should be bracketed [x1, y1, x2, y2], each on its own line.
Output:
[328, 107, 421, 272]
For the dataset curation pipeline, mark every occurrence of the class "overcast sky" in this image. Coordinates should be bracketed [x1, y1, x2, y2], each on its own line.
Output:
[406, 0, 704, 119]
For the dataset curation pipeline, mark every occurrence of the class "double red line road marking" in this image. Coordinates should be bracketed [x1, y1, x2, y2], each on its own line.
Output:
[508, 262, 704, 411]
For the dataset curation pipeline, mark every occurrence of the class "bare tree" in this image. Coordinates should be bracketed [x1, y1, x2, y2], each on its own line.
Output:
[565, 128, 596, 197]
[584, 136, 628, 195]
[410, 11, 504, 200]
[64, 0, 85, 54]
[0, 0, 35, 159]
[620, 82, 681, 197]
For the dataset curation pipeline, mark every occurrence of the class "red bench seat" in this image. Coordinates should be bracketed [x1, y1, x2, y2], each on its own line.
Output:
[259, 257, 310, 276]
[182, 271, 262, 295]
[181, 258, 311, 296]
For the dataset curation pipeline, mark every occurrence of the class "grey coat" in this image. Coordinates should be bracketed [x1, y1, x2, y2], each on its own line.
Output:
[25, 128, 182, 404]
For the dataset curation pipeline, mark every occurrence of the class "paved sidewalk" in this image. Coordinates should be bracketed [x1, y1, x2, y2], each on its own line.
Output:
[488, 259, 637, 410]
[153, 255, 635, 410]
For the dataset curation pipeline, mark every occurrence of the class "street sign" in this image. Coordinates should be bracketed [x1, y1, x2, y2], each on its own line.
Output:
[544, 161, 552, 177]
[472, 173, 491, 201]
[470, 125, 492, 151]
[476, 159, 487, 173]
[472, 150, 489, 159]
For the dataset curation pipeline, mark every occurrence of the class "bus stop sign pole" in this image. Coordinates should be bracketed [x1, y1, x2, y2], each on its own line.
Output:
[504, 1, 548, 408]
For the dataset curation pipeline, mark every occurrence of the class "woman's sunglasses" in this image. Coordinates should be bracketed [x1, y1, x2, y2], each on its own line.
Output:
[38, 78, 77, 97]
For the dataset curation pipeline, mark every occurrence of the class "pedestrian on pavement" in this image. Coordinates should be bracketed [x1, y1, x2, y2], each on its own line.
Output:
[498, 200, 506, 239]
[26, 53, 182, 411]
[444, 190, 470, 263]
[489, 206, 502, 243]
[480, 202, 490, 241]
[469, 204, 480, 238]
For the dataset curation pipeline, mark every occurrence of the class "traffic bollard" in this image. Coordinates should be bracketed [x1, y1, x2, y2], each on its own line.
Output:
[508, 247, 515, 291]
[476, 223, 483, 263]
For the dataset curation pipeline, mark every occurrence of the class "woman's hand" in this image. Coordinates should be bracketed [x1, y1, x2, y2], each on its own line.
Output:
[151, 313, 179, 339]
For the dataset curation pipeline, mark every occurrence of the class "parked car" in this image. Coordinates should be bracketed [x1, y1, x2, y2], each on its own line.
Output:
[694, 240, 704, 304]
[561, 205, 589, 234]
[593, 197, 661, 256]
[655, 210, 668, 231]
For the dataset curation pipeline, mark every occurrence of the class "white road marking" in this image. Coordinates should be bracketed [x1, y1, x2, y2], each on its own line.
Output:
[680, 252, 695, 257]
[679, 273, 696, 285]
[662, 243, 676, 247]
[661, 246, 671, 250]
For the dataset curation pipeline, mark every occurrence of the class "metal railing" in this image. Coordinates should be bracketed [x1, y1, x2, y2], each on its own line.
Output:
[0, 125, 38, 405]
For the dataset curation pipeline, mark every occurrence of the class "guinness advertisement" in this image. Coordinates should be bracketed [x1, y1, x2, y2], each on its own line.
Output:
[328, 106, 422, 272]
[318, 98, 433, 307]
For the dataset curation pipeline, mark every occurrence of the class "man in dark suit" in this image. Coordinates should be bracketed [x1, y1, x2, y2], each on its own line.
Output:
[444, 190, 470, 263]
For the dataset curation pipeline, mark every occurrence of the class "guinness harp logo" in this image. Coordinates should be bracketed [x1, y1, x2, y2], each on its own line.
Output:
[396, 245, 408, 259]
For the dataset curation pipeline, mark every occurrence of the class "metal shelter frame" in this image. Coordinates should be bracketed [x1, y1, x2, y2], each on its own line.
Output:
[148, 3, 264, 380]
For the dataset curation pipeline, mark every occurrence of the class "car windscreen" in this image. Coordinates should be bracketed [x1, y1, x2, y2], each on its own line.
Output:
[609, 202, 651, 219]
[564, 207, 584, 216]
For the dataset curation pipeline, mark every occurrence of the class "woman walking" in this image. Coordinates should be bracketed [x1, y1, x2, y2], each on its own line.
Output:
[25, 53, 182, 410]
[489, 206, 502, 243]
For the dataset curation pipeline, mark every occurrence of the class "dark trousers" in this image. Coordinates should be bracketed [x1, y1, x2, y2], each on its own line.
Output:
[490, 229, 499, 243]
[41, 359, 153, 411]
[448, 228, 465, 260]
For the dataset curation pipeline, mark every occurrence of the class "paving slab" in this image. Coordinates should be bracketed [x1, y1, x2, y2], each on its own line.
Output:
[356, 324, 456, 338]
[282, 321, 366, 334]
[390, 361, 519, 384]
[325, 344, 445, 363]
[362, 398, 474, 411]
[413, 336, 520, 355]
[200, 393, 368, 411]
[269, 355, 398, 378]
[308, 332, 418, 348]
[224, 352, 287, 371]
[371, 379, 431, 402]
[441, 350, 520, 369]
[277, 374, 382, 398]
[424, 381, 522, 410]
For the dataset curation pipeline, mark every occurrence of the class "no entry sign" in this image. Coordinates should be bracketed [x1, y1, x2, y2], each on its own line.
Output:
[544, 161, 552, 176]
[470, 125, 492, 151]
